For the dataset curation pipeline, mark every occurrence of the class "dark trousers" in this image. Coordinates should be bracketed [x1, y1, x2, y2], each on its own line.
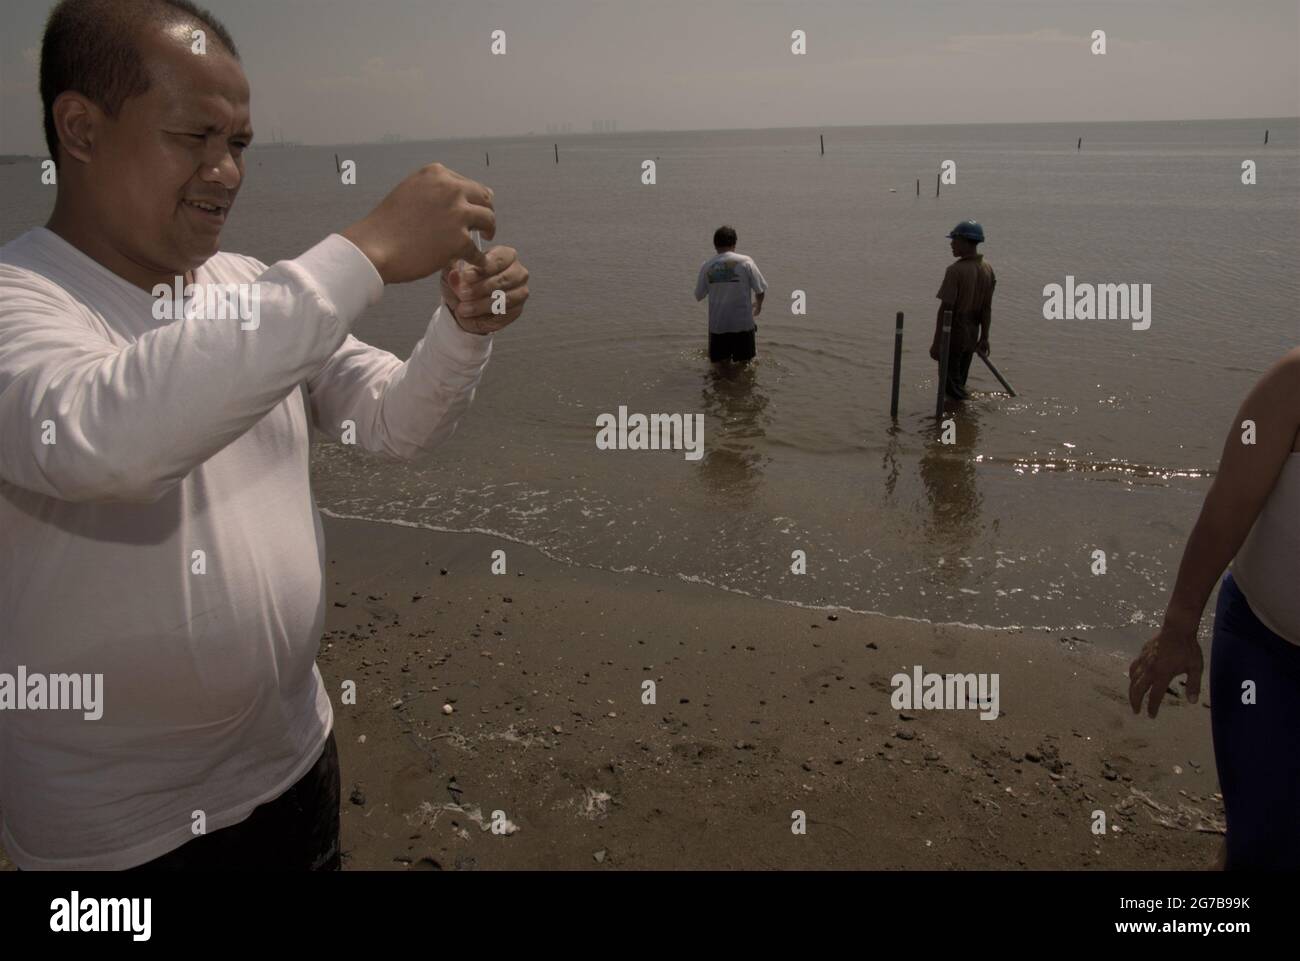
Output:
[708, 327, 757, 363]
[125, 731, 342, 871]
[939, 318, 978, 399]
[945, 348, 975, 399]
[1210, 573, 1300, 870]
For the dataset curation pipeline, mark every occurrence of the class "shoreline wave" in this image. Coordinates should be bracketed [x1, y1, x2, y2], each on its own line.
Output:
[317, 505, 1129, 657]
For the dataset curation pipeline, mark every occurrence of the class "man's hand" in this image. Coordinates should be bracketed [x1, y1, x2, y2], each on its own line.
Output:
[752, 302, 762, 317]
[1128, 622, 1204, 718]
[977, 338, 990, 356]
[929, 341, 941, 361]
[342, 163, 495, 285]
[440, 246, 530, 336]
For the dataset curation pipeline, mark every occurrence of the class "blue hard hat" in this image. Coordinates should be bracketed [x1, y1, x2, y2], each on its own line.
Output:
[947, 220, 985, 243]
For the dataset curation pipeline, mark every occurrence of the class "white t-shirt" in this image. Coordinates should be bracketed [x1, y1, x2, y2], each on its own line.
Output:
[0, 227, 492, 869]
[694, 251, 767, 334]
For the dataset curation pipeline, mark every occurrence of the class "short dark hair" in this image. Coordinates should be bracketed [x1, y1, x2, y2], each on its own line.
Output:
[40, 0, 240, 166]
[713, 225, 737, 249]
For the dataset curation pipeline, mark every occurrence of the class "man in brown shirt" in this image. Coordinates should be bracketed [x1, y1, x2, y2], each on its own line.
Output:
[930, 220, 995, 401]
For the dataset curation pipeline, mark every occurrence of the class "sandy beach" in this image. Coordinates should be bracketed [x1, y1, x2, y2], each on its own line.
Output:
[0, 511, 1227, 872]
[316, 514, 1223, 870]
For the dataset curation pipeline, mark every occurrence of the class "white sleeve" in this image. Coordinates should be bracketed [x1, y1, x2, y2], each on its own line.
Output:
[0, 234, 382, 503]
[694, 264, 708, 301]
[305, 302, 492, 461]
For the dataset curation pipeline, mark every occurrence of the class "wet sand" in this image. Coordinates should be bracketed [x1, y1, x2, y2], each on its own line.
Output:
[320, 515, 1221, 870]
[0, 513, 1224, 871]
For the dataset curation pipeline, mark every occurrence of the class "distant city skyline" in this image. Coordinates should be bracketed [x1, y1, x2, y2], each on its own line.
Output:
[2, 0, 1297, 155]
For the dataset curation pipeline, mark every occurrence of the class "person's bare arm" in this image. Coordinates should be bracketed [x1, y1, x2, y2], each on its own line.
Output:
[753, 291, 765, 317]
[1129, 347, 1300, 717]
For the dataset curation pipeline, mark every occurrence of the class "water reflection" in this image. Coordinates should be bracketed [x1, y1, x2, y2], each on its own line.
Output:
[882, 423, 903, 498]
[918, 401, 985, 562]
[697, 360, 771, 497]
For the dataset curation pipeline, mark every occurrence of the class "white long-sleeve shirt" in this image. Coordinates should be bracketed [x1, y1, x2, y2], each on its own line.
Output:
[0, 227, 492, 869]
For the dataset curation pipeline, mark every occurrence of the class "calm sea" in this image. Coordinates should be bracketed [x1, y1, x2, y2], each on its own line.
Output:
[3, 119, 1297, 651]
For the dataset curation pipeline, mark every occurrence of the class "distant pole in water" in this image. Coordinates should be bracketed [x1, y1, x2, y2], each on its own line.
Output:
[935, 310, 953, 419]
[1077, 137, 1082, 150]
[820, 134, 824, 156]
[976, 350, 1017, 396]
[890, 312, 905, 420]
[554, 143, 558, 164]
[333, 153, 340, 174]
[916, 178, 920, 197]
[1264, 129, 1269, 145]
[935, 171, 940, 197]
[486, 151, 490, 167]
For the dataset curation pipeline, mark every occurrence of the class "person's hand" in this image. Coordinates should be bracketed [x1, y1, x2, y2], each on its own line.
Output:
[342, 163, 494, 285]
[440, 246, 530, 335]
[1128, 621, 1204, 718]
[752, 302, 762, 317]
[929, 341, 940, 361]
[977, 338, 990, 356]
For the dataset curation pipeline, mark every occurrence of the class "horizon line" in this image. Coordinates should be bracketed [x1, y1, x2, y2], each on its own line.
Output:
[3, 114, 1296, 159]
[307, 114, 1299, 150]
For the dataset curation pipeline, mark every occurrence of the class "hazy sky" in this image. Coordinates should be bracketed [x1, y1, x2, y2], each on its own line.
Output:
[2, 0, 1297, 153]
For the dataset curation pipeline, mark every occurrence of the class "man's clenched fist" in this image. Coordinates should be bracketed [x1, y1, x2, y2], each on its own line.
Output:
[342, 163, 495, 285]
[440, 247, 530, 336]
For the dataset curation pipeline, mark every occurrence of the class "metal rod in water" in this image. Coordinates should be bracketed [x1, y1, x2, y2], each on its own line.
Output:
[976, 350, 1017, 396]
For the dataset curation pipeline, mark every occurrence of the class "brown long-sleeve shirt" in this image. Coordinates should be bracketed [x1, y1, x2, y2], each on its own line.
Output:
[935, 254, 996, 352]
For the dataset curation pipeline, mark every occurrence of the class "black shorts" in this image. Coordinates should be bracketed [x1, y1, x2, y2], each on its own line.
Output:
[708, 327, 757, 362]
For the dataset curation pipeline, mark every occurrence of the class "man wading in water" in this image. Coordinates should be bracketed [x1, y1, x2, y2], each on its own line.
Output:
[931, 220, 995, 401]
[694, 225, 767, 365]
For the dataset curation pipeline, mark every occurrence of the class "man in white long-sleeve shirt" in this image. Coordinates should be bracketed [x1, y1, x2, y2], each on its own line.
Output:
[0, 0, 530, 870]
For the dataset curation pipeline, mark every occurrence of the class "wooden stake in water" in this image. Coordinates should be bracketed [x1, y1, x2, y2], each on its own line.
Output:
[1264, 129, 1269, 145]
[1077, 137, 1082, 150]
[890, 312, 904, 420]
[554, 143, 558, 164]
[820, 134, 824, 156]
[935, 309, 953, 419]
[935, 172, 940, 197]
[486, 151, 490, 167]
[334, 153, 340, 174]
[916, 178, 920, 197]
